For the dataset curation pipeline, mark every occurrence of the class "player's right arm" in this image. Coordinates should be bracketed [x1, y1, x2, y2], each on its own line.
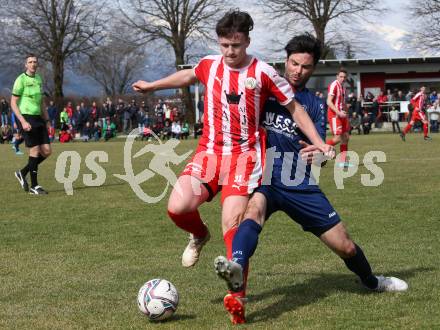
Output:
[132, 69, 198, 93]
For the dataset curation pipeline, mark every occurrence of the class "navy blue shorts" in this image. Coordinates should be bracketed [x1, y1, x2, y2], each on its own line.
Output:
[255, 185, 341, 237]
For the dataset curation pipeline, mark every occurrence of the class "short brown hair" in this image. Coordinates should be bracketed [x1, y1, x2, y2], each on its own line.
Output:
[216, 10, 253, 38]
[26, 53, 37, 61]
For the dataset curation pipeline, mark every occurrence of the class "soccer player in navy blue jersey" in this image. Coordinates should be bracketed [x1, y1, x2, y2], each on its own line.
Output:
[214, 34, 408, 324]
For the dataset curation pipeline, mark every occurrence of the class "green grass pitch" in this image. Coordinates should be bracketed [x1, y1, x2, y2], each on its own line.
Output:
[0, 133, 439, 329]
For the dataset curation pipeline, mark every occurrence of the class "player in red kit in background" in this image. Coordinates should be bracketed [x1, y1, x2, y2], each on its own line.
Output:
[326, 69, 352, 167]
[400, 86, 431, 141]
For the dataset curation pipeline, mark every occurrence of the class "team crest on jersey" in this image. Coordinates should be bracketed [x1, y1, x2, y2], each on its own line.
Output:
[244, 77, 257, 90]
[224, 90, 243, 105]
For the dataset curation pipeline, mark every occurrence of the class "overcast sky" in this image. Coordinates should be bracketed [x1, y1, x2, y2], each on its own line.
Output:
[234, 0, 432, 60]
[3, 0, 432, 96]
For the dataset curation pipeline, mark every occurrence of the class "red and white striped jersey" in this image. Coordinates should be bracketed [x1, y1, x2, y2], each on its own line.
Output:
[327, 80, 346, 114]
[411, 91, 426, 111]
[194, 55, 294, 155]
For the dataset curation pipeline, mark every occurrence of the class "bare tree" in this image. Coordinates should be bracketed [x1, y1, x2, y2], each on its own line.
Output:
[4, 0, 104, 106]
[80, 37, 147, 97]
[260, 0, 379, 58]
[408, 0, 440, 50]
[119, 0, 224, 122]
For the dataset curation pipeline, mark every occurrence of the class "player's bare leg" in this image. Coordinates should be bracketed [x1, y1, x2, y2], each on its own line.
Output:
[320, 222, 408, 292]
[168, 175, 211, 267]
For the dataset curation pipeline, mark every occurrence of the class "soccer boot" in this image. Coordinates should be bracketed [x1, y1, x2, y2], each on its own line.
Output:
[400, 133, 406, 141]
[424, 136, 432, 141]
[224, 293, 246, 324]
[15, 170, 29, 192]
[181, 228, 210, 267]
[374, 275, 408, 292]
[29, 185, 49, 195]
[214, 256, 244, 292]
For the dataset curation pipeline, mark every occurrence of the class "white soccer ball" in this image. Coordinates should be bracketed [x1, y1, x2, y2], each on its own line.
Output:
[137, 279, 179, 321]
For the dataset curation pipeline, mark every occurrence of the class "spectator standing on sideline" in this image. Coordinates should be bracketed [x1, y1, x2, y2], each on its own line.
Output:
[386, 89, 395, 102]
[89, 101, 98, 124]
[427, 101, 439, 133]
[376, 90, 388, 125]
[346, 92, 357, 116]
[140, 101, 149, 127]
[47, 100, 57, 128]
[65, 101, 73, 120]
[1, 98, 10, 126]
[137, 105, 146, 135]
[197, 96, 204, 119]
[389, 106, 400, 133]
[396, 90, 405, 101]
[429, 90, 438, 104]
[60, 107, 69, 129]
[72, 105, 83, 135]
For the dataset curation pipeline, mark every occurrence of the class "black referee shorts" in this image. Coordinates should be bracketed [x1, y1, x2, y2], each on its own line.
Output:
[17, 115, 50, 148]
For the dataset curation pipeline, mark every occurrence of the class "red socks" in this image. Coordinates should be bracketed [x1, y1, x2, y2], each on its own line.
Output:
[223, 227, 238, 260]
[423, 123, 428, 137]
[340, 144, 348, 162]
[167, 210, 208, 238]
[403, 123, 412, 135]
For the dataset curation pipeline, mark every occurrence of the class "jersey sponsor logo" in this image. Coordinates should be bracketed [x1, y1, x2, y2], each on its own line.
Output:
[263, 111, 299, 135]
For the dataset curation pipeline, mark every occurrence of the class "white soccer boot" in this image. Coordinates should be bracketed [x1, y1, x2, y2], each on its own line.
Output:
[214, 256, 244, 292]
[181, 229, 210, 267]
[374, 275, 408, 292]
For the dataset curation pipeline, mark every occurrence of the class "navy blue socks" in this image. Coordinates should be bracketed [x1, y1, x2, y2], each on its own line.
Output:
[343, 244, 378, 289]
[232, 219, 262, 270]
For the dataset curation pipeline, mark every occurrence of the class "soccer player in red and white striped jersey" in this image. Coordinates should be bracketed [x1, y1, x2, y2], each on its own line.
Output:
[326, 69, 351, 166]
[400, 86, 431, 141]
[132, 10, 334, 301]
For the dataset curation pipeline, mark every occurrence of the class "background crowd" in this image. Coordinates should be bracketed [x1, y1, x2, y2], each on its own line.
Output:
[1, 87, 439, 145]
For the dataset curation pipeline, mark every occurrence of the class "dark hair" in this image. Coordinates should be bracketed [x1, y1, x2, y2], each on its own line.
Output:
[284, 33, 322, 66]
[338, 68, 347, 75]
[216, 10, 253, 38]
[26, 53, 37, 60]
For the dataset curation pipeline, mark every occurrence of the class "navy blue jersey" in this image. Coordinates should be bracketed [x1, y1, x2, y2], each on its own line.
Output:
[261, 88, 326, 191]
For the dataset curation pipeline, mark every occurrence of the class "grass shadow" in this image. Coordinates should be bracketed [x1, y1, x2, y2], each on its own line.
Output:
[243, 267, 433, 323]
